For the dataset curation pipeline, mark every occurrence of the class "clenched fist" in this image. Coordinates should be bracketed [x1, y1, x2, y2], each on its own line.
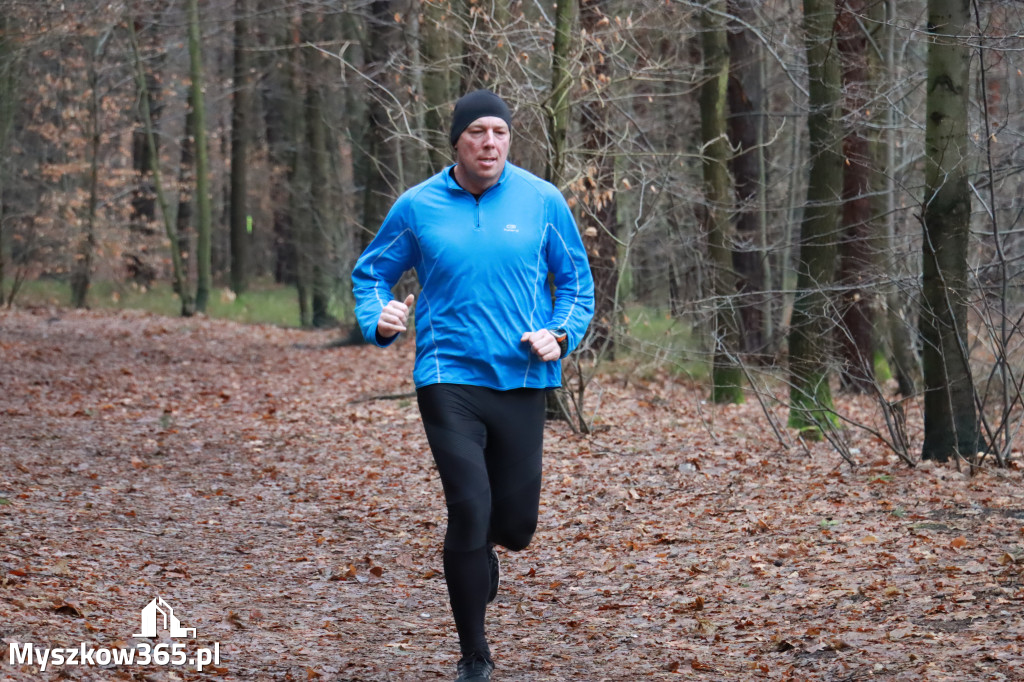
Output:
[377, 294, 415, 339]
[520, 329, 561, 362]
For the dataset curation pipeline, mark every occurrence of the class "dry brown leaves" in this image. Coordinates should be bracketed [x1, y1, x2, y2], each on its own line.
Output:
[1, 308, 1022, 681]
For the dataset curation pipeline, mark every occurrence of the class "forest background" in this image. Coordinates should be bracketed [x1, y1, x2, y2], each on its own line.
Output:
[2, 0, 1022, 465]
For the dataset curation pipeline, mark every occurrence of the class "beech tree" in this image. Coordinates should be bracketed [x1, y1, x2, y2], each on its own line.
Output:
[70, 30, 112, 309]
[726, 0, 769, 361]
[868, 0, 918, 399]
[302, 8, 341, 328]
[186, 0, 213, 313]
[0, 13, 19, 304]
[129, 14, 192, 314]
[787, 0, 843, 436]
[546, 0, 574, 186]
[362, 0, 402, 252]
[834, 0, 878, 394]
[920, 0, 978, 462]
[577, 0, 620, 357]
[700, 0, 744, 403]
[229, 0, 252, 295]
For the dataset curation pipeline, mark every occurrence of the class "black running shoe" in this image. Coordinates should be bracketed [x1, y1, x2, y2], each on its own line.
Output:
[456, 651, 494, 681]
[487, 545, 499, 603]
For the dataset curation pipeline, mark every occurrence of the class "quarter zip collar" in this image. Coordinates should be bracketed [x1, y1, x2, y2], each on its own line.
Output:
[444, 164, 511, 231]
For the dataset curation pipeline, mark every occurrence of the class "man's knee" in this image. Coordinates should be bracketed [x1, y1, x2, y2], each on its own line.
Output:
[491, 518, 536, 552]
[444, 495, 491, 552]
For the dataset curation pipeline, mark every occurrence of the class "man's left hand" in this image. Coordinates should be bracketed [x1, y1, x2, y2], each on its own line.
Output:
[520, 329, 561, 362]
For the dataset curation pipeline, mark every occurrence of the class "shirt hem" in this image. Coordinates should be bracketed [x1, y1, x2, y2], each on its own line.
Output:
[413, 378, 559, 392]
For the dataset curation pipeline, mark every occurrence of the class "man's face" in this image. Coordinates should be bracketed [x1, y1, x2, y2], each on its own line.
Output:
[453, 116, 510, 194]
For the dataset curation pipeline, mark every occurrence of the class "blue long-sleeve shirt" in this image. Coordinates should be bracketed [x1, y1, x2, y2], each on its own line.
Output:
[352, 162, 595, 390]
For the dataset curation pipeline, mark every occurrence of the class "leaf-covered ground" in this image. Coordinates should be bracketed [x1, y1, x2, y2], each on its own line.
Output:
[1, 308, 1022, 681]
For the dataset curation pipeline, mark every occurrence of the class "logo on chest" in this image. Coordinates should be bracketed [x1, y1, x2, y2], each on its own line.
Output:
[504, 224, 519, 233]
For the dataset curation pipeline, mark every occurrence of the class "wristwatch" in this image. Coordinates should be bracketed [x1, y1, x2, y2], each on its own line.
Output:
[548, 328, 568, 358]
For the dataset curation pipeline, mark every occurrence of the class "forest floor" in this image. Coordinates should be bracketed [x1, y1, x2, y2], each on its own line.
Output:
[1, 307, 1022, 682]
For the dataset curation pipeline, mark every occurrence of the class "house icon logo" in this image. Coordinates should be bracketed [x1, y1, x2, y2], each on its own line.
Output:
[133, 597, 196, 638]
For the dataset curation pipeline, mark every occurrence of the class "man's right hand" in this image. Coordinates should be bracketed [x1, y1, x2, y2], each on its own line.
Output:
[376, 294, 415, 339]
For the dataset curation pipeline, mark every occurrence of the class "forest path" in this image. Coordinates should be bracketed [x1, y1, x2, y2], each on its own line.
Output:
[1, 308, 1021, 681]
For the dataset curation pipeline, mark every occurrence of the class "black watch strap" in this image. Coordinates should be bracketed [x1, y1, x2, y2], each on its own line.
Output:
[548, 328, 568, 357]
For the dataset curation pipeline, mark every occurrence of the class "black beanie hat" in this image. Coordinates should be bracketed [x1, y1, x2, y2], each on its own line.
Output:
[449, 90, 512, 146]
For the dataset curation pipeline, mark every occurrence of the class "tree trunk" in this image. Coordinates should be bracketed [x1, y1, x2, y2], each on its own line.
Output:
[229, 0, 252, 295]
[128, 16, 193, 315]
[332, 7, 369, 327]
[177, 90, 195, 292]
[726, 0, 768, 362]
[404, 0, 429, 182]
[0, 14, 18, 304]
[546, 0, 574, 186]
[284, 10, 312, 326]
[303, 10, 337, 328]
[870, 0, 918, 398]
[701, 0, 744, 403]
[835, 0, 877, 393]
[787, 0, 843, 436]
[421, 0, 456, 171]
[187, 0, 213, 313]
[305, 85, 333, 327]
[71, 32, 111, 309]
[129, 26, 161, 229]
[323, 9, 350, 319]
[920, 0, 978, 462]
[259, 0, 297, 288]
[362, 1, 401, 249]
[578, 0, 619, 359]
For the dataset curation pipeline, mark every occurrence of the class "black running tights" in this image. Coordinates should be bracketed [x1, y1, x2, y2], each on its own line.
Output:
[416, 384, 546, 658]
